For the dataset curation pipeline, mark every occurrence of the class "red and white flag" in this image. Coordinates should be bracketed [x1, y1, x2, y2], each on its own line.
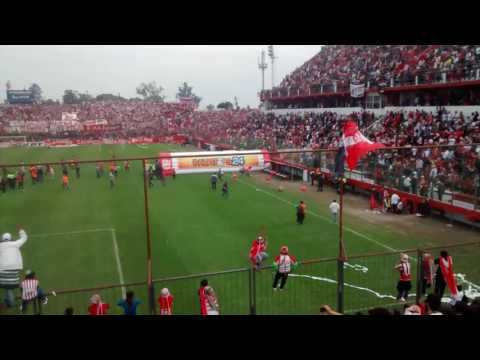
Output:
[342, 120, 384, 170]
[439, 256, 458, 296]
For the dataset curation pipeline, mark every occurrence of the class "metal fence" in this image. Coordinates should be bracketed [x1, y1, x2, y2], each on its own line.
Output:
[3, 241, 476, 315]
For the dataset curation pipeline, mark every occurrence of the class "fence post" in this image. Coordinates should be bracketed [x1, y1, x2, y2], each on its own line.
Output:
[416, 248, 423, 305]
[251, 268, 257, 315]
[337, 258, 345, 314]
[142, 159, 155, 315]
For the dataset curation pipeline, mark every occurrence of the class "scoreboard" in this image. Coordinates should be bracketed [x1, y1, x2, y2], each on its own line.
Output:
[7, 90, 35, 104]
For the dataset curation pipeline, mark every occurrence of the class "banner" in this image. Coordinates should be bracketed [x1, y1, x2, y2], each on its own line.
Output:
[61, 112, 78, 121]
[158, 150, 271, 175]
[350, 83, 365, 98]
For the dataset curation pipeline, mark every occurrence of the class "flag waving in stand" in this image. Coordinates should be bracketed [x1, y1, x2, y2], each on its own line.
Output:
[334, 119, 385, 261]
[342, 119, 384, 171]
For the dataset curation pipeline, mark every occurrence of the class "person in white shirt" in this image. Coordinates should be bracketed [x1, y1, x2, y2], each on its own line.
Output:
[391, 193, 400, 213]
[0, 228, 28, 308]
[329, 200, 340, 224]
[204, 286, 220, 315]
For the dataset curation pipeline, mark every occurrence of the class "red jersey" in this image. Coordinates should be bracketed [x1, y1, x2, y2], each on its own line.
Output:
[249, 240, 266, 263]
[88, 302, 109, 315]
[198, 286, 208, 315]
[158, 295, 174, 315]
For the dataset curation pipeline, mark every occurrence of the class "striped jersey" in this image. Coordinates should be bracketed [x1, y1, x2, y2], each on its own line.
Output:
[21, 278, 39, 301]
[398, 262, 411, 282]
[275, 255, 297, 273]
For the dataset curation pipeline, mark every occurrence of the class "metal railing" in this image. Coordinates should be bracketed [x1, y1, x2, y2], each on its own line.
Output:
[3, 241, 477, 315]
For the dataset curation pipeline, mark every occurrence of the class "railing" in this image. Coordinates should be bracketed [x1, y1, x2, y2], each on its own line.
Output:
[4, 242, 478, 315]
[261, 65, 480, 101]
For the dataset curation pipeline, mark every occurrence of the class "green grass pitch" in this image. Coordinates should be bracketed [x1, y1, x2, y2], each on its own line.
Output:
[1, 143, 479, 315]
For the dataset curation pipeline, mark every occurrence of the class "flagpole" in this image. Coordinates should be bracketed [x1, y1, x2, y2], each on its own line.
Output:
[337, 176, 346, 313]
[339, 177, 346, 260]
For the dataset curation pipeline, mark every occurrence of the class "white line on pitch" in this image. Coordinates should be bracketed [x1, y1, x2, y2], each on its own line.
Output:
[29, 228, 114, 238]
[238, 179, 398, 252]
[111, 228, 126, 299]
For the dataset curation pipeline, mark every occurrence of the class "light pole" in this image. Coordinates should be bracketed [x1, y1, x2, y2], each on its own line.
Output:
[258, 50, 268, 92]
[267, 45, 277, 88]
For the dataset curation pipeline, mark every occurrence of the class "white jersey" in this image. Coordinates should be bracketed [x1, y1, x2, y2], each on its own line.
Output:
[329, 202, 340, 214]
[0, 230, 27, 270]
[205, 294, 220, 315]
[391, 194, 400, 205]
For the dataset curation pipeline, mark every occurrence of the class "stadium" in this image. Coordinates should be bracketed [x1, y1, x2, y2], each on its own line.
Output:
[0, 45, 479, 316]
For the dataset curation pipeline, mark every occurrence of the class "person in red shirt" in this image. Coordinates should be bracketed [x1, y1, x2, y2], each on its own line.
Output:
[249, 235, 268, 270]
[158, 288, 174, 315]
[88, 294, 109, 315]
[198, 279, 209, 315]
[395, 253, 412, 302]
[62, 174, 69, 190]
[30, 166, 37, 185]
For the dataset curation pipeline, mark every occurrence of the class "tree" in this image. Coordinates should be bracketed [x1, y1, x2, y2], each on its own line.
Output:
[29, 83, 42, 102]
[206, 104, 215, 111]
[62, 90, 93, 104]
[136, 81, 165, 102]
[42, 99, 59, 105]
[176, 82, 202, 106]
[63, 90, 78, 104]
[96, 93, 125, 101]
[217, 101, 234, 110]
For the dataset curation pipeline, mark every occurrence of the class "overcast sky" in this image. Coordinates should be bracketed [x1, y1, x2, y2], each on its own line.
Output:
[0, 45, 321, 109]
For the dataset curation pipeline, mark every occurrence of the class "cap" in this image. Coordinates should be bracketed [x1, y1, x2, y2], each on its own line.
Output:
[2, 233, 12, 242]
[160, 288, 170, 296]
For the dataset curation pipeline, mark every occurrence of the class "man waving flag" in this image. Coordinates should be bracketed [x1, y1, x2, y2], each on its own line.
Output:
[340, 119, 385, 171]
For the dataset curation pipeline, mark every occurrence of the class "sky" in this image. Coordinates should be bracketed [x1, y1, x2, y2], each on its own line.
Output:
[0, 45, 322, 109]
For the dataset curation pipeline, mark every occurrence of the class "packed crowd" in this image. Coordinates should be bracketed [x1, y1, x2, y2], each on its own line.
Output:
[1, 100, 480, 197]
[264, 45, 480, 97]
[0, 101, 196, 138]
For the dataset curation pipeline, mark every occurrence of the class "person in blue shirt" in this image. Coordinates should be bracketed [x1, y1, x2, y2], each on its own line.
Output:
[117, 291, 141, 315]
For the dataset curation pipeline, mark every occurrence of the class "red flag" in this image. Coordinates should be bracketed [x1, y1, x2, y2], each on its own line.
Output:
[439, 256, 458, 296]
[342, 120, 384, 170]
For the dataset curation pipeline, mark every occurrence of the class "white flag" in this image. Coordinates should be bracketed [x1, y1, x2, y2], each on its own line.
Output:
[350, 84, 365, 98]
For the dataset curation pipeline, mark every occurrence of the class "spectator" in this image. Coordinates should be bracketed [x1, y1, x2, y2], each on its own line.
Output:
[198, 279, 209, 315]
[296, 201, 306, 224]
[0, 228, 28, 308]
[320, 305, 342, 315]
[329, 200, 340, 223]
[117, 290, 141, 315]
[158, 288, 174, 315]
[394, 253, 412, 302]
[88, 294, 109, 315]
[273, 246, 298, 291]
[391, 193, 400, 213]
[64, 307, 74, 315]
[421, 253, 434, 296]
[425, 294, 443, 315]
[20, 270, 48, 315]
[203, 286, 220, 315]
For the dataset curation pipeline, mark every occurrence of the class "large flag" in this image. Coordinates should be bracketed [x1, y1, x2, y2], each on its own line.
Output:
[439, 255, 458, 296]
[342, 120, 384, 170]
